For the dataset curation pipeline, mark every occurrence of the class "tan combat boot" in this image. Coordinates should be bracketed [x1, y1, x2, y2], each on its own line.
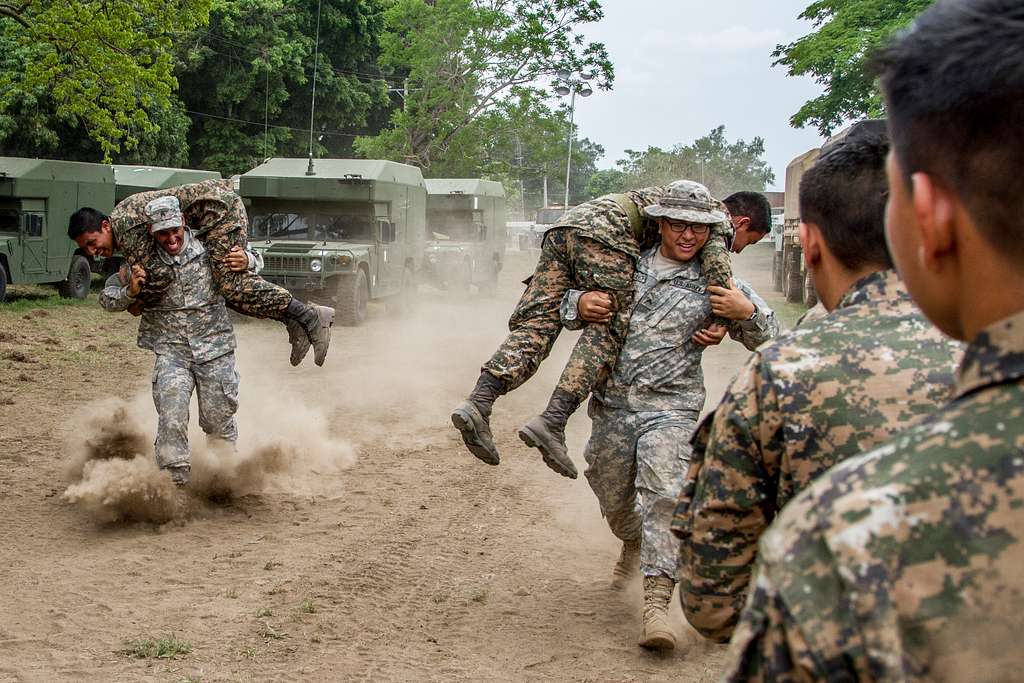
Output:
[610, 539, 641, 590]
[639, 576, 677, 650]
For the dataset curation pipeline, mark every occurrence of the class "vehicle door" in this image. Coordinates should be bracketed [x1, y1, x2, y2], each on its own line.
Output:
[372, 201, 396, 295]
[20, 205, 47, 275]
[470, 196, 488, 282]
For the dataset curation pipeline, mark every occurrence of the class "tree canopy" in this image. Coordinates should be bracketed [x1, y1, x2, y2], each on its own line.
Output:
[773, 0, 934, 135]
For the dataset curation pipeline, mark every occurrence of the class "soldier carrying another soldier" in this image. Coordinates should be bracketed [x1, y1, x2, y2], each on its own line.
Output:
[69, 178, 335, 367]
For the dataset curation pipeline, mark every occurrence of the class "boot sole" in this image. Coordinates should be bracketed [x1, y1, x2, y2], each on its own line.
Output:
[639, 632, 676, 651]
[312, 306, 335, 367]
[517, 425, 578, 479]
[451, 409, 500, 466]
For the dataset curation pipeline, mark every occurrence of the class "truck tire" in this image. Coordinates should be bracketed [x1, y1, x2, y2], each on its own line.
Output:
[0, 263, 7, 302]
[386, 265, 417, 317]
[335, 269, 369, 326]
[803, 270, 819, 308]
[58, 254, 92, 299]
[785, 247, 804, 303]
[477, 260, 499, 298]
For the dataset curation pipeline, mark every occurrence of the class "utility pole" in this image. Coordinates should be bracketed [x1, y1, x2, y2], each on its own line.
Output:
[554, 69, 594, 210]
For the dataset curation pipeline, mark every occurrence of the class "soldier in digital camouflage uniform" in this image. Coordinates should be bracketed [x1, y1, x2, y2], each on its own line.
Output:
[672, 120, 963, 644]
[99, 196, 256, 486]
[719, 5, 1024, 676]
[69, 178, 335, 366]
[565, 181, 778, 650]
[451, 181, 764, 479]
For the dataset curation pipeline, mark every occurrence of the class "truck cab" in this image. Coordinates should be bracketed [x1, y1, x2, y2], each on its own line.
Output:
[0, 158, 115, 301]
[239, 158, 427, 326]
[423, 179, 506, 296]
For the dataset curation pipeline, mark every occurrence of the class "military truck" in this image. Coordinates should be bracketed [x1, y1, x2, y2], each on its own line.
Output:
[781, 147, 822, 305]
[0, 158, 115, 302]
[422, 179, 506, 296]
[239, 158, 427, 326]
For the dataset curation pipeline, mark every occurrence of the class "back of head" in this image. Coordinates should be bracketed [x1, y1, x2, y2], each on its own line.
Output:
[871, 0, 1024, 263]
[799, 120, 893, 271]
[67, 207, 108, 241]
[722, 191, 771, 235]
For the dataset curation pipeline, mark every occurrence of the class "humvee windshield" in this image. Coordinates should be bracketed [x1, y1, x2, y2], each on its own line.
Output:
[535, 207, 565, 225]
[427, 209, 480, 241]
[0, 208, 18, 233]
[250, 202, 376, 242]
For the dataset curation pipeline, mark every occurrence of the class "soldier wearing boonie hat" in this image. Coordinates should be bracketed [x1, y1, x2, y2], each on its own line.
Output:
[145, 196, 185, 234]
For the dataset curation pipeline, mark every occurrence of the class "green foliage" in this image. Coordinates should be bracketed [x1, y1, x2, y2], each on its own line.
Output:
[356, 0, 612, 171]
[616, 126, 775, 198]
[585, 168, 629, 198]
[176, 0, 390, 176]
[0, 0, 212, 161]
[773, 0, 934, 135]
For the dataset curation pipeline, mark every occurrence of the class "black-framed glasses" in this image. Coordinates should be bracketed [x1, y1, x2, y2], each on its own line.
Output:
[665, 219, 710, 235]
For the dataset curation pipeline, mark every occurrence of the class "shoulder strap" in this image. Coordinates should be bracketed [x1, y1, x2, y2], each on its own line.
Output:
[607, 193, 643, 235]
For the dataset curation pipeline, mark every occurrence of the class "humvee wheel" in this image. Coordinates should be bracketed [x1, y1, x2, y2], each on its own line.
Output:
[0, 263, 7, 302]
[386, 265, 417, 317]
[58, 254, 92, 299]
[803, 270, 819, 308]
[335, 269, 369, 326]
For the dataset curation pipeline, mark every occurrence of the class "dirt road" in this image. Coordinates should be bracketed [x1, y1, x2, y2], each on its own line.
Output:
[0, 243, 792, 682]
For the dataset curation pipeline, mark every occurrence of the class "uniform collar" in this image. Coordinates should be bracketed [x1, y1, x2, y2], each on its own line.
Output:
[639, 246, 700, 280]
[955, 308, 1024, 400]
[835, 269, 907, 310]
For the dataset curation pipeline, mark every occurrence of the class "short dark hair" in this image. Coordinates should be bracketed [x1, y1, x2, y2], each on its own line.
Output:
[67, 207, 108, 240]
[799, 120, 893, 271]
[871, 0, 1024, 260]
[722, 192, 771, 234]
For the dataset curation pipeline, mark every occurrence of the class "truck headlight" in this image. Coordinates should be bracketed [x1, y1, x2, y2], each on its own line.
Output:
[310, 259, 322, 273]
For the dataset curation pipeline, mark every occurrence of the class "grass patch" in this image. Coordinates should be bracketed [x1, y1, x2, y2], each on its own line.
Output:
[121, 634, 193, 659]
[299, 598, 315, 614]
[224, 588, 238, 599]
[255, 607, 273, 618]
[0, 278, 105, 313]
[469, 587, 489, 604]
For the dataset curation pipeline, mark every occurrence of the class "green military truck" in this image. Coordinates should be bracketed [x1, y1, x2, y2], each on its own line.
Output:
[0, 157, 115, 302]
[239, 158, 427, 326]
[423, 179, 506, 296]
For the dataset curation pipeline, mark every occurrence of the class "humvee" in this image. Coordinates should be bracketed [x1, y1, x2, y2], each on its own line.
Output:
[239, 158, 426, 326]
[422, 179, 506, 296]
[0, 157, 115, 301]
[113, 165, 221, 202]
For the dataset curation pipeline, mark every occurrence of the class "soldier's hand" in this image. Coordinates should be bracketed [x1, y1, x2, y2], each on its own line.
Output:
[127, 264, 147, 298]
[127, 301, 144, 317]
[708, 278, 756, 321]
[692, 323, 727, 347]
[224, 245, 249, 272]
[117, 264, 131, 286]
[579, 291, 614, 323]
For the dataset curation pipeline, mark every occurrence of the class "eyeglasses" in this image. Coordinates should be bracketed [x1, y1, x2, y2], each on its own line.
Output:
[664, 220, 710, 235]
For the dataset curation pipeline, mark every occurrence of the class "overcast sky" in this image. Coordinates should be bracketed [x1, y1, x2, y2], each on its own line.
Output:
[573, 0, 828, 191]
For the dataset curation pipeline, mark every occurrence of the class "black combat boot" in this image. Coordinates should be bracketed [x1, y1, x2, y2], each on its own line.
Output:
[517, 389, 582, 479]
[451, 371, 507, 465]
[284, 299, 336, 366]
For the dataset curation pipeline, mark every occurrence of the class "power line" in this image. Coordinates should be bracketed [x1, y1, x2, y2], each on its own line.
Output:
[184, 108, 365, 140]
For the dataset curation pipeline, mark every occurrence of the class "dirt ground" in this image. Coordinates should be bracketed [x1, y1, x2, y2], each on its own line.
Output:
[0, 243, 797, 682]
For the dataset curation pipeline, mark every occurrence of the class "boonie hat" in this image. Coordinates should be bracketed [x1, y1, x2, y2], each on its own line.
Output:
[644, 180, 726, 224]
[145, 196, 184, 234]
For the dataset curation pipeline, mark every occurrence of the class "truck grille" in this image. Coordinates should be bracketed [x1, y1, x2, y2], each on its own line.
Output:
[265, 255, 307, 272]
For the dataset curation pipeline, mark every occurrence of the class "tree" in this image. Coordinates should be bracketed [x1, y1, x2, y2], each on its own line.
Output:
[773, 0, 934, 135]
[355, 0, 612, 171]
[176, 0, 391, 176]
[616, 126, 775, 198]
[585, 169, 629, 198]
[0, 0, 212, 160]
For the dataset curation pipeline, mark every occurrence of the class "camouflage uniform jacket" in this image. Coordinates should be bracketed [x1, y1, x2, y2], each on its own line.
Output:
[100, 230, 235, 363]
[561, 246, 778, 412]
[723, 309, 1024, 682]
[554, 187, 667, 259]
[674, 269, 963, 642]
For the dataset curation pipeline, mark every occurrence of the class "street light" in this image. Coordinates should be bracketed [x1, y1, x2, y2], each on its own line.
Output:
[553, 70, 594, 210]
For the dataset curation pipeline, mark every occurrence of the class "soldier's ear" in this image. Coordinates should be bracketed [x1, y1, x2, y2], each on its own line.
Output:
[910, 172, 956, 274]
[799, 221, 822, 268]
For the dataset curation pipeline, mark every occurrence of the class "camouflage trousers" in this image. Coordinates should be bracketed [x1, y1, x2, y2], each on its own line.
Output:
[483, 228, 634, 398]
[152, 351, 239, 469]
[116, 180, 292, 320]
[583, 402, 697, 579]
[701, 221, 734, 290]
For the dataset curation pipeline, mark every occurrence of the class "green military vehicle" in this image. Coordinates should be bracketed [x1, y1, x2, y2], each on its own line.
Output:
[0, 157, 115, 302]
[423, 179, 507, 296]
[239, 158, 427, 326]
